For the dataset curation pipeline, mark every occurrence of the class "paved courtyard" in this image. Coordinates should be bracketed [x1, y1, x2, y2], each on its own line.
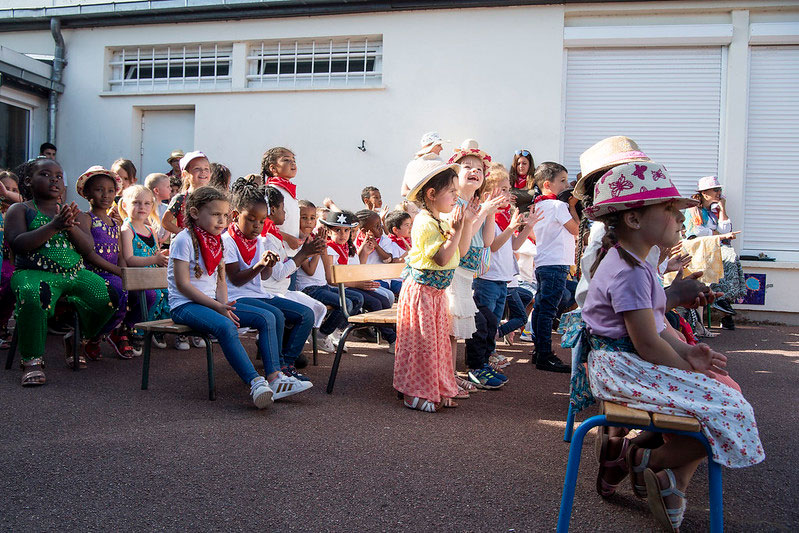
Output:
[1, 323, 796, 531]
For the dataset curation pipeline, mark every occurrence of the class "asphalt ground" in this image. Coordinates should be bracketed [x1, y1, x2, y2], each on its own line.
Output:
[0, 323, 796, 532]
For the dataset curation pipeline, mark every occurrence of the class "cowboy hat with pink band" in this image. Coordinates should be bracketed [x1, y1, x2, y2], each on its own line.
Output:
[584, 161, 698, 220]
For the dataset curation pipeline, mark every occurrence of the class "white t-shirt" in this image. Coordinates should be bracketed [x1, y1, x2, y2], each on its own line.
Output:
[260, 233, 300, 295]
[481, 225, 517, 282]
[516, 238, 537, 284]
[364, 234, 394, 265]
[273, 184, 300, 254]
[155, 202, 169, 244]
[295, 246, 335, 290]
[382, 239, 407, 260]
[168, 229, 218, 310]
[221, 232, 271, 301]
[532, 199, 576, 268]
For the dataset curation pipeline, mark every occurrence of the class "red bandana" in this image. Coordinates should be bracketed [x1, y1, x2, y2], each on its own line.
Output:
[326, 239, 350, 265]
[228, 223, 257, 265]
[388, 234, 411, 251]
[355, 230, 366, 248]
[266, 176, 296, 200]
[514, 176, 528, 189]
[195, 226, 224, 275]
[495, 207, 512, 231]
[260, 217, 283, 241]
[534, 193, 558, 204]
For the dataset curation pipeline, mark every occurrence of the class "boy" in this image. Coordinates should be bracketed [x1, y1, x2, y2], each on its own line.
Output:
[144, 172, 173, 246]
[361, 186, 383, 212]
[530, 162, 578, 373]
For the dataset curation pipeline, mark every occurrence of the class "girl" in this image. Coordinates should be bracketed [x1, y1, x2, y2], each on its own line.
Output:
[581, 162, 763, 531]
[685, 176, 744, 330]
[161, 151, 211, 235]
[260, 147, 304, 252]
[260, 193, 327, 362]
[509, 149, 535, 190]
[394, 157, 477, 412]
[445, 141, 505, 393]
[209, 162, 231, 192]
[119, 185, 170, 349]
[109, 158, 138, 225]
[6, 157, 114, 386]
[0, 170, 22, 348]
[295, 210, 366, 351]
[223, 178, 317, 382]
[168, 186, 308, 408]
[74, 166, 135, 360]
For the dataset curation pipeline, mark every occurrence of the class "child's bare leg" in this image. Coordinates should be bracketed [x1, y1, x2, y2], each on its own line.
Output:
[632, 435, 705, 508]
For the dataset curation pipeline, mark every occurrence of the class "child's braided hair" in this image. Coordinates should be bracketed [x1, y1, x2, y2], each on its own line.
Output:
[230, 176, 266, 213]
[13, 157, 50, 201]
[184, 186, 229, 279]
[260, 147, 293, 179]
[574, 173, 600, 279]
[416, 168, 457, 238]
[589, 211, 641, 277]
[264, 186, 284, 213]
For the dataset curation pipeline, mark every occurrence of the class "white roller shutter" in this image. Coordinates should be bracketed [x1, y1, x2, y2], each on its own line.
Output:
[563, 47, 724, 197]
[744, 46, 799, 255]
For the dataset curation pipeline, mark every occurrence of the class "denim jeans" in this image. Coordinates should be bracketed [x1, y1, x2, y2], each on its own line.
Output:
[302, 285, 364, 335]
[350, 287, 396, 343]
[472, 277, 508, 354]
[499, 286, 534, 337]
[238, 296, 315, 365]
[378, 279, 403, 297]
[171, 301, 280, 383]
[464, 305, 498, 369]
[531, 265, 570, 357]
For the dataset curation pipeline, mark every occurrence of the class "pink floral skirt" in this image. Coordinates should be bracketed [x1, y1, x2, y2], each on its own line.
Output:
[393, 280, 458, 403]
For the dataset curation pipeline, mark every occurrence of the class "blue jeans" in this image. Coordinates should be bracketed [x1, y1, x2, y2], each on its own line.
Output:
[472, 277, 508, 354]
[499, 286, 534, 337]
[238, 296, 315, 365]
[379, 279, 403, 297]
[531, 265, 570, 357]
[350, 287, 396, 343]
[171, 301, 280, 383]
[302, 285, 364, 335]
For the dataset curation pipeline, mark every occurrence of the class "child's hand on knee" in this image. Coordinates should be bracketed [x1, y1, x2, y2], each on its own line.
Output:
[685, 343, 728, 377]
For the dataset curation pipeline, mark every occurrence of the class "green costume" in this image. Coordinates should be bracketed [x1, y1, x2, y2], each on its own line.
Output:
[11, 203, 114, 363]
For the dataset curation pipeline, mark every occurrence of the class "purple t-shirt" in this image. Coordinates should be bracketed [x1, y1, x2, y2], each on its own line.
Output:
[582, 247, 666, 339]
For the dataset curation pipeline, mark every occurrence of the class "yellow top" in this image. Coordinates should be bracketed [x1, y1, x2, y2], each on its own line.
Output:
[406, 211, 459, 271]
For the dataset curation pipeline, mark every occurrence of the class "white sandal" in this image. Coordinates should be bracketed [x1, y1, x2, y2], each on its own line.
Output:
[403, 396, 437, 413]
[644, 468, 687, 531]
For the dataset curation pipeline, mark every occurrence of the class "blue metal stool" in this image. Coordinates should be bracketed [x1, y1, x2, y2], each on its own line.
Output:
[557, 402, 723, 532]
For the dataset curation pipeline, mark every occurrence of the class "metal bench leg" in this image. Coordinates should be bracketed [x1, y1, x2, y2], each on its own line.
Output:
[204, 336, 216, 401]
[563, 402, 576, 443]
[311, 327, 318, 366]
[705, 444, 724, 532]
[5, 324, 18, 370]
[326, 324, 355, 394]
[141, 331, 153, 390]
[72, 311, 81, 372]
[557, 414, 607, 533]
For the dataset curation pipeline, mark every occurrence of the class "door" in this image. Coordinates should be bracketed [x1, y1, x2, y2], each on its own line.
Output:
[140, 109, 194, 177]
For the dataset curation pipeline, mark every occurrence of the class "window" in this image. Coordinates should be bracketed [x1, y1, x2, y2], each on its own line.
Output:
[0, 101, 30, 170]
[108, 44, 232, 92]
[246, 36, 382, 89]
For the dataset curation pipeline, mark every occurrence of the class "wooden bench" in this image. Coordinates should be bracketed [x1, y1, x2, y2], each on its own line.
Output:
[557, 400, 722, 532]
[325, 262, 405, 394]
[122, 267, 216, 400]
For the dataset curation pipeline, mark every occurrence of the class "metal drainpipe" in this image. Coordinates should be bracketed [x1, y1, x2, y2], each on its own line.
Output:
[47, 17, 65, 144]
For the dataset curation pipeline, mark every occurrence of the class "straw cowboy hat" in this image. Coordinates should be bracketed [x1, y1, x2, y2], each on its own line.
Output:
[415, 131, 451, 157]
[574, 136, 651, 201]
[584, 161, 698, 220]
[402, 153, 460, 202]
[75, 165, 123, 198]
[697, 175, 722, 191]
[167, 150, 185, 163]
[447, 139, 492, 172]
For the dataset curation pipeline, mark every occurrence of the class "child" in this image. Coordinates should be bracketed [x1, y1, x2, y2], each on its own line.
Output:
[581, 161, 763, 530]
[74, 166, 137, 359]
[6, 157, 114, 386]
[509, 149, 535, 190]
[119, 185, 171, 349]
[168, 186, 308, 408]
[144, 172, 172, 246]
[260, 195, 328, 358]
[473, 164, 537, 368]
[394, 157, 476, 412]
[384, 210, 412, 258]
[444, 141, 505, 392]
[161, 151, 212, 235]
[260, 147, 304, 252]
[295, 210, 366, 351]
[360, 186, 383, 213]
[530, 162, 578, 372]
[223, 178, 316, 382]
[0, 170, 21, 348]
[210, 162, 231, 192]
[109, 158, 137, 224]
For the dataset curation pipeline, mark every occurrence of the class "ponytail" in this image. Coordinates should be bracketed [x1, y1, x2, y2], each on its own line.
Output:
[589, 213, 640, 277]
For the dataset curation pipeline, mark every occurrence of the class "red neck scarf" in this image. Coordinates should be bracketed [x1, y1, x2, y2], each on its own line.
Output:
[195, 226, 224, 275]
[388, 233, 411, 251]
[355, 230, 366, 248]
[514, 176, 528, 189]
[266, 176, 296, 200]
[495, 206, 512, 231]
[534, 193, 558, 204]
[326, 239, 350, 265]
[228, 223, 257, 265]
[260, 217, 283, 241]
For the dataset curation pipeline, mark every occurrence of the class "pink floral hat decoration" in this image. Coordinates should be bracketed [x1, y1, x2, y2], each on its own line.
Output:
[76, 165, 123, 198]
[584, 161, 698, 220]
[447, 139, 492, 175]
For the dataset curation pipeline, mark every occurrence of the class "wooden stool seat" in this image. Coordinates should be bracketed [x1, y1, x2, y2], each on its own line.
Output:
[347, 308, 398, 325]
[133, 319, 193, 334]
[603, 401, 702, 432]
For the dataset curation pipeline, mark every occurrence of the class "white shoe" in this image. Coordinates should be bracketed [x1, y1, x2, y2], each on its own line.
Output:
[152, 333, 167, 349]
[269, 372, 313, 400]
[250, 377, 274, 409]
[314, 331, 336, 354]
[388, 341, 396, 355]
[191, 336, 206, 348]
[175, 335, 190, 351]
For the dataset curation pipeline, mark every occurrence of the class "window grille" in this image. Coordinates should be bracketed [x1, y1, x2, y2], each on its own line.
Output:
[108, 44, 232, 92]
[246, 37, 382, 89]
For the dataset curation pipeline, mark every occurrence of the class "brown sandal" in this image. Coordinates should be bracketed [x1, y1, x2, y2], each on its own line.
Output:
[441, 397, 459, 408]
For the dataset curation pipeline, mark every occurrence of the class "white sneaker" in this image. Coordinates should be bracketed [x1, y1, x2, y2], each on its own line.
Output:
[250, 377, 274, 409]
[269, 372, 313, 400]
[175, 335, 190, 351]
[314, 331, 336, 354]
[191, 336, 206, 348]
[388, 341, 396, 355]
[152, 333, 168, 349]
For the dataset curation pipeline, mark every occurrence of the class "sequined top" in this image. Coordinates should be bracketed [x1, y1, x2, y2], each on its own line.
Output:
[129, 220, 159, 261]
[15, 202, 84, 275]
[87, 212, 120, 275]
